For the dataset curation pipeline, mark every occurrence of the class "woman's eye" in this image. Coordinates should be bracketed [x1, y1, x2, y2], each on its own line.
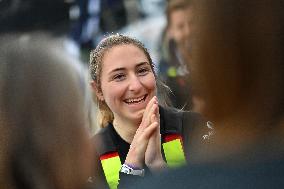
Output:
[113, 73, 125, 81]
[137, 67, 150, 76]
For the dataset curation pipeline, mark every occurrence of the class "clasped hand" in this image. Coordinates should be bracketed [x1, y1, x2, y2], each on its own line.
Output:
[125, 96, 167, 171]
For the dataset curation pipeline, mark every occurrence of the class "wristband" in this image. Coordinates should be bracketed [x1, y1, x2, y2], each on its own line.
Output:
[120, 163, 145, 177]
[124, 163, 142, 170]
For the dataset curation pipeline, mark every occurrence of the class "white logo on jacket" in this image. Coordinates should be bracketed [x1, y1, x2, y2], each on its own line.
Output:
[202, 121, 214, 140]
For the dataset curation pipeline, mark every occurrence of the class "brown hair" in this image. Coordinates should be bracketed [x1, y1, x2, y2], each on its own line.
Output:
[0, 33, 94, 189]
[192, 0, 284, 125]
[90, 34, 155, 127]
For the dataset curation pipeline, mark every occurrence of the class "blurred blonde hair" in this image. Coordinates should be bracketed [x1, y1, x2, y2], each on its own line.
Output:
[0, 33, 94, 189]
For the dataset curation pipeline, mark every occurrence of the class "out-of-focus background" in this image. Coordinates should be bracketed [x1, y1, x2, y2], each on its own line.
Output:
[0, 0, 169, 133]
[1, 0, 199, 133]
[0, 0, 166, 67]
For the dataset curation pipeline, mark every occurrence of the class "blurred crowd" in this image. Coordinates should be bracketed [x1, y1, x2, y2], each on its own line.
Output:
[1, 0, 284, 188]
[0, 0, 196, 111]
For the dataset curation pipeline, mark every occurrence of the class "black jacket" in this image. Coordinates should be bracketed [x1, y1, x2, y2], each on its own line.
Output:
[91, 106, 211, 189]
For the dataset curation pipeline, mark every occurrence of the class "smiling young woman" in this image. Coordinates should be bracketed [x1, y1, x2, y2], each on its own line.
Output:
[89, 34, 212, 189]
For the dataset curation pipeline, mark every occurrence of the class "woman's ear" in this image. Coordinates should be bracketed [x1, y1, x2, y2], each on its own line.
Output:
[90, 81, 104, 101]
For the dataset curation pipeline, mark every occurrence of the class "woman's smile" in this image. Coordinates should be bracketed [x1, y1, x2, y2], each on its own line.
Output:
[123, 94, 149, 110]
[124, 94, 147, 104]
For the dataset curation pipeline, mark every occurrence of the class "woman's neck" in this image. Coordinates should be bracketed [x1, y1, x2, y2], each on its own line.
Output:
[113, 117, 140, 143]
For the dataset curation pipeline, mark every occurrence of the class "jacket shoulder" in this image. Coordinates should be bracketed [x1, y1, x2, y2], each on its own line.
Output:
[160, 106, 211, 135]
[182, 111, 206, 128]
[160, 106, 189, 135]
[92, 125, 117, 156]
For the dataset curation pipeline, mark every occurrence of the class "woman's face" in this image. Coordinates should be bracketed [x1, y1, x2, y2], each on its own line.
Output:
[98, 44, 156, 123]
[168, 7, 192, 51]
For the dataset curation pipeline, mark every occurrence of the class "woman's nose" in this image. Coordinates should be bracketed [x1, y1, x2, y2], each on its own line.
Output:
[128, 75, 143, 92]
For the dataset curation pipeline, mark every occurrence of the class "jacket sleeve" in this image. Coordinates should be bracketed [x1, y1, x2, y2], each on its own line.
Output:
[181, 111, 213, 161]
[87, 136, 110, 189]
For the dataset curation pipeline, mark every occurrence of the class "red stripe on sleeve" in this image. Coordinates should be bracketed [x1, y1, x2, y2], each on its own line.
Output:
[100, 152, 119, 160]
[164, 134, 182, 142]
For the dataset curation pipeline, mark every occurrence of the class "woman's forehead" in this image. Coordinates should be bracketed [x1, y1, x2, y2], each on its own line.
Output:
[104, 44, 144, 56]
[101, 45, 148, 69]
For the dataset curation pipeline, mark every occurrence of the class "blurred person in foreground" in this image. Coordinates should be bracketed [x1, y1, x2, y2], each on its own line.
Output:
[158, 0, 196, 110]
[0, 0, 99, 135]
[129, 0, 284, 188]
[0, 33, 95, 189]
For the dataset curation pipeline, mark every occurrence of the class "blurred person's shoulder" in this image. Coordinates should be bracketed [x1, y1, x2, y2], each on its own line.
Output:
[92, 123, 117, 156]
[131, 156, 284, 189]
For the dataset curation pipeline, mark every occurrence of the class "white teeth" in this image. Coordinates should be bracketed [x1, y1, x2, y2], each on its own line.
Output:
[125, 96, 145, 104]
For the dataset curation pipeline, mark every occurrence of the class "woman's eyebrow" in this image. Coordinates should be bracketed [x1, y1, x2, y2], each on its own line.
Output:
[108, 67, 125, 75]
[108, 62, 149, 75]
[136, 62, 149, 67]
